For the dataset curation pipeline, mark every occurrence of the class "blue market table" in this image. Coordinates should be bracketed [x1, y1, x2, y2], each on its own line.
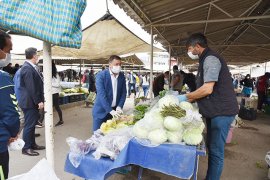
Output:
[65, 138, 206, 180]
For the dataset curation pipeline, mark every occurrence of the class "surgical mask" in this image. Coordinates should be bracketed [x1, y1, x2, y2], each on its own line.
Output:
[0, 53, 11, 67]
[111, 66, 121, 74]
[187, 51, 199, 60]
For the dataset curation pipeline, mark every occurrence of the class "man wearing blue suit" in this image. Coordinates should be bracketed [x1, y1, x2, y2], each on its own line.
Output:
[92, 55, 127, 131]
[19, 47, 45, 156]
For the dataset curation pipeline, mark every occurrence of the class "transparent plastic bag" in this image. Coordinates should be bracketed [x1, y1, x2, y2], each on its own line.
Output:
[8, 139, 25, 151]
[66, 131, 104, 168]
[92, 127, 133, 160]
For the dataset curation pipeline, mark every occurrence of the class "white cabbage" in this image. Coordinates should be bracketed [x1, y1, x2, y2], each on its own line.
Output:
[133, 122, 149, 139]
[179, 101, 193, 111]
[143, 109, 164, 131]
[166, 131, 183, 143]
[148, 129, 168, 145]
[163, 116, 183, 131]
[158, 95, 179, 108]
[182, 132, 203, 145]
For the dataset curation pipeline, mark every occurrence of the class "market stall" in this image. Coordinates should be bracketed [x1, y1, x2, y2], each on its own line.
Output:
[65, 138, 206, 180]
[64, 92, 206, 180]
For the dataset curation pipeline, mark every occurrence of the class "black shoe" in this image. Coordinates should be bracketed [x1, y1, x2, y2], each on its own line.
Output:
[35, 133, 41, 137]
[32, 144, 45, 150]
[22, 149, 39, 156]
[55, 121, 64, 127]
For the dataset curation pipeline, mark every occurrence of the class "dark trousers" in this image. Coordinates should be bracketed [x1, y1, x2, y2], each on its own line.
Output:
[93, 107, 116, 131]
[53, 93, 63, 122]
[0, 151, 9, 179]
[22, 108, 40, 149]
[257, 91, 266, 110]
[128, 83, 136, 96]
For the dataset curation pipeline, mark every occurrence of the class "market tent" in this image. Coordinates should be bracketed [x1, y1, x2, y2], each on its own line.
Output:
[42, 54, 145, 66]
[112, 0, 270, 66]
[50, 13, 162, 60]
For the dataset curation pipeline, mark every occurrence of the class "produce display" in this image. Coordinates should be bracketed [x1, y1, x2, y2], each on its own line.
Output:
[134, 104, 150, 122]
[62, 87, 89, 94]
[100, 115, 134, 134]
[132, 94, 205, 146]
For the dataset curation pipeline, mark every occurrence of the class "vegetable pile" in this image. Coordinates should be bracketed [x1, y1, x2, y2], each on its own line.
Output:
[100, 115, 134, 135]
[132, 94, 205, 146]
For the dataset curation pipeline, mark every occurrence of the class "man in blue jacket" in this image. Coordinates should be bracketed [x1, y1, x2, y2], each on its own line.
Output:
[19, 47, 45, 156]
[92, 55, 127, 131]
[0, 31, 20, 179]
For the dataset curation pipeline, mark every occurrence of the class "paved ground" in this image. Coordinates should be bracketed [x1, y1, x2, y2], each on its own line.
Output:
[8, 97, 270, 180]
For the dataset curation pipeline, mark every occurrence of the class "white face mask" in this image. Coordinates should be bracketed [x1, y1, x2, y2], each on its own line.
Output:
[0, 53, 11, 67]
[111, 66, 121, 74]
[187, 51, 199, 60]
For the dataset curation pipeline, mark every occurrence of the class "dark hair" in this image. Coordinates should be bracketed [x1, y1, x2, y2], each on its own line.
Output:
[15, 63, 20, 68]
[25, 47, 37, 59]
[173, 65, 178, 70]
[180, 70, 186, 74]
[0, 31, 11, 50]
[164, 71, 169, 75]
[246, 74, 250, 78]
[186, 33, 208, 48]
[52, 62, 57, 78]
[108, 55, 121, 63]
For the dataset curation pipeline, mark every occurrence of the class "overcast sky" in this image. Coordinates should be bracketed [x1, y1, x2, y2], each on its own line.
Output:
[11, 0, 162, 54]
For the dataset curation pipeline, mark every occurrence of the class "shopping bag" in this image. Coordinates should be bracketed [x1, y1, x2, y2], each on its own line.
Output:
[0, 0, 86, 48]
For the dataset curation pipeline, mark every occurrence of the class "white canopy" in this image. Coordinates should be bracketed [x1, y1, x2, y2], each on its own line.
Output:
[50, 14, 162, 60]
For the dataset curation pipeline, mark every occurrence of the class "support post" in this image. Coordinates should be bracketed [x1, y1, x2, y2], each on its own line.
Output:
[149, 26, 154, 99]
[43, 42, 54, 168]
[168, 45, 172, 87]
[79, 59, 82, 87]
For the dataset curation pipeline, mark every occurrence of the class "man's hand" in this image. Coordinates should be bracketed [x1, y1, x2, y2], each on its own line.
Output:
[110, 110, 121, 119]
[116, 107, 123, 114]
[178, 94, 187, 102]
[8, 134, 19, 145]
[38, 102, 44, 109]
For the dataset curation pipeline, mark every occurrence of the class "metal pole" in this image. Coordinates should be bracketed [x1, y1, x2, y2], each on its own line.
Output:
[79, 59, 82, 87]
[149, 26, 154, 99]
[43, 42, 54, 168]
[250, 65, 252, 76]
[265, 62, 267, 74]
[168, 45, 172, 87]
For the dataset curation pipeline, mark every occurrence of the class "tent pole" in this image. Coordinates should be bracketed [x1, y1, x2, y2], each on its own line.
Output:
[79, 59, 82, 87]
[43, 42, 54, 168]
[149, 26, 154, 99]
[168, 45, 172, 87]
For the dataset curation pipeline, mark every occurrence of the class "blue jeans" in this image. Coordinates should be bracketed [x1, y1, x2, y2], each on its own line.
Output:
[142, 85, 149, 97]
[206, 115, 235, 180]
[128, 83, 136, 96]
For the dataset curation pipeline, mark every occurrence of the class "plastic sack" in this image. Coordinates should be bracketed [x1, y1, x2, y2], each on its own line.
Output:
[7, 158, 59, 180]
[66, 131, 103, 168]
[265, 151, 270, 166]
[92, 127, 133, 160]
[8, 139, 25, 151]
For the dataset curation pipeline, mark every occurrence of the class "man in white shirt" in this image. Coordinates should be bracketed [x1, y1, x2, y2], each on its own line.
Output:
[92, 55, 127, 131]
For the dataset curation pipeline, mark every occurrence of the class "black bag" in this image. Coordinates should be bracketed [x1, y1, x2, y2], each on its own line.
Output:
[238, 106, 257, 121]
